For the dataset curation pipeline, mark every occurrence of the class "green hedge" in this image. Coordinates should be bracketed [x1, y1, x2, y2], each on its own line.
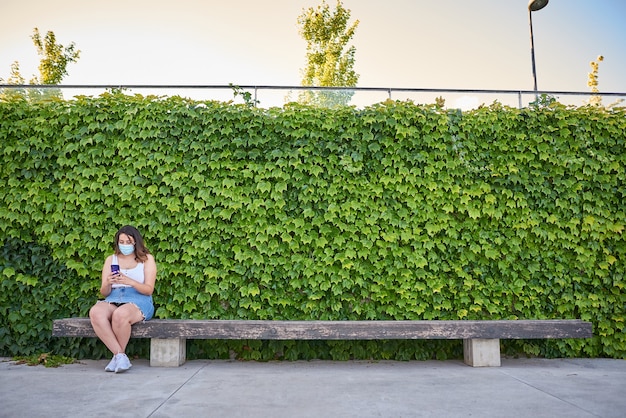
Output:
[1, 93, 624, 361]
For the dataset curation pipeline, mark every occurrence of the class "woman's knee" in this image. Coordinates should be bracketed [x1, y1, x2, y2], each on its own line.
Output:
[90, 302, 115, 323]
[89, 302, 105, 319]
[111, 307, 137, 327]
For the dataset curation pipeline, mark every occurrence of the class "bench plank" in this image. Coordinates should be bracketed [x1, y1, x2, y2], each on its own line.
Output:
[53, 318, 593, 367]
[53, 318, 592, 340]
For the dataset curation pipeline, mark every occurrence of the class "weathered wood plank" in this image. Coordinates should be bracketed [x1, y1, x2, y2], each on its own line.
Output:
[53, 318, 592, 340]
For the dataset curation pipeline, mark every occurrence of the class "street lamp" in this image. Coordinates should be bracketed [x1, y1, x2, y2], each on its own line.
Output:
[528, 0, 549, 93]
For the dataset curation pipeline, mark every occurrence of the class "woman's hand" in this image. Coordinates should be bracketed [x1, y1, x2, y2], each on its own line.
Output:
[108, 271, 120, 285]
[110, 271, 132, 287]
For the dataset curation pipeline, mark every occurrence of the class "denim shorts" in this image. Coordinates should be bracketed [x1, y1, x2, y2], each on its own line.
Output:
[103, 287, 155, 320]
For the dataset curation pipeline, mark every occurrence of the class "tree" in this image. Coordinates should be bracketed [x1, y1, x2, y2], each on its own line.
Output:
[296, 1, 359, 107]
[585, 55, 623, 108]
[31, 28, 81, 85]
[0, 62, 27, 101]
[0, 28, 80, 101]
[587, 55, 604, 106]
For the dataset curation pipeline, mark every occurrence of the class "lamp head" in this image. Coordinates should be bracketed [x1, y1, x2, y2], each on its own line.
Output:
[528, 0, 549, 12]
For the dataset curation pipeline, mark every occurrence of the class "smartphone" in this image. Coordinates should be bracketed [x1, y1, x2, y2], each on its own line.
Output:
[111, 264, 120, 275]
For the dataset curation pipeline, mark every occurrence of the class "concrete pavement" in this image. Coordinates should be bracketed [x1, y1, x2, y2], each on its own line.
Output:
[1, 357, 625, 417]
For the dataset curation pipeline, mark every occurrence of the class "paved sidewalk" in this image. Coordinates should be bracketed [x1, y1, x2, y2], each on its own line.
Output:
[1, 357, 625, 417]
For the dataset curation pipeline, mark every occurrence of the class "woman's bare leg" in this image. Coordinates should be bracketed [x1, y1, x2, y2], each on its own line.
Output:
[89, 302, 124, 355]
[110, 304, 145, 353]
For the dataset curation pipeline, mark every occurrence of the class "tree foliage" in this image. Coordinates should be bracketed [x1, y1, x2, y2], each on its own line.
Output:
[585, 55, 623, 108]
[31, 28, 81, 85]
[297, 1, 359, 107]
[587, 55, 604, 106]
[0, 62, 27, 101]
[0, 28, 80, 101]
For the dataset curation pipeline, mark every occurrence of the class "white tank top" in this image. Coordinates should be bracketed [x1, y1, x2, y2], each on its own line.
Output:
[112, 255, 145, 288]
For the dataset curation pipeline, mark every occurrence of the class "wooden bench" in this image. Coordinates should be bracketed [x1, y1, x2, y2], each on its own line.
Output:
[52, 318, 592, 367]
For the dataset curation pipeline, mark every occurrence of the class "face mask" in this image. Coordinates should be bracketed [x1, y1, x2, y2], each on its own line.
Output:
[119, 244, 135, 256]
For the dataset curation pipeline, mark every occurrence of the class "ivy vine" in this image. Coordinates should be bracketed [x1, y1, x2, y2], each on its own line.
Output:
[1, 94, 624, 360]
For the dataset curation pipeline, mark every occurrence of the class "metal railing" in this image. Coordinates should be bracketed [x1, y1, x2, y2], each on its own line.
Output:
[1, 84, 625, 110]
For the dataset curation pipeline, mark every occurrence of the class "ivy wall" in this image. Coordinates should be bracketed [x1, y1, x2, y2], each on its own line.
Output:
[1, 94, 624, 361]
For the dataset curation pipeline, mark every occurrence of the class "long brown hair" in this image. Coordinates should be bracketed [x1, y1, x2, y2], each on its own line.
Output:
[113, 225, 150, 262]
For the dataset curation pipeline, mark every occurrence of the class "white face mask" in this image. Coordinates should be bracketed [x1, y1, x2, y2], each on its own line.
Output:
[119, 244, 135, 256]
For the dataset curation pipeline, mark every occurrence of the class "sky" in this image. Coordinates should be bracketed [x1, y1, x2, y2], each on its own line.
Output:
[1, 0, 625, 108]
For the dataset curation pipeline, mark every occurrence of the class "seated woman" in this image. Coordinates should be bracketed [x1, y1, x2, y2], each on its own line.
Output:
[89, 225, 157, 373]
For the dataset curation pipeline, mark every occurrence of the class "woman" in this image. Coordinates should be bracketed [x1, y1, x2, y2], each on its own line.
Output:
[89, 225, 157, 373]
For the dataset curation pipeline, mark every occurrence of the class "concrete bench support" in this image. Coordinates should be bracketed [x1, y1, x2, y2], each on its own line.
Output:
[151, 338, 186, 367]
[52, 318, 592, 368]
[463, 338, 501, 367]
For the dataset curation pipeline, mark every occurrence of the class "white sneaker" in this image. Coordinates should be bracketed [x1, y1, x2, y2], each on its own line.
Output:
[104, 355, 117, 372]
[114, 353, 132, 373]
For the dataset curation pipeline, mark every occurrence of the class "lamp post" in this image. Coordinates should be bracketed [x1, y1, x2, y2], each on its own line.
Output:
[528, 0, 549, 93]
